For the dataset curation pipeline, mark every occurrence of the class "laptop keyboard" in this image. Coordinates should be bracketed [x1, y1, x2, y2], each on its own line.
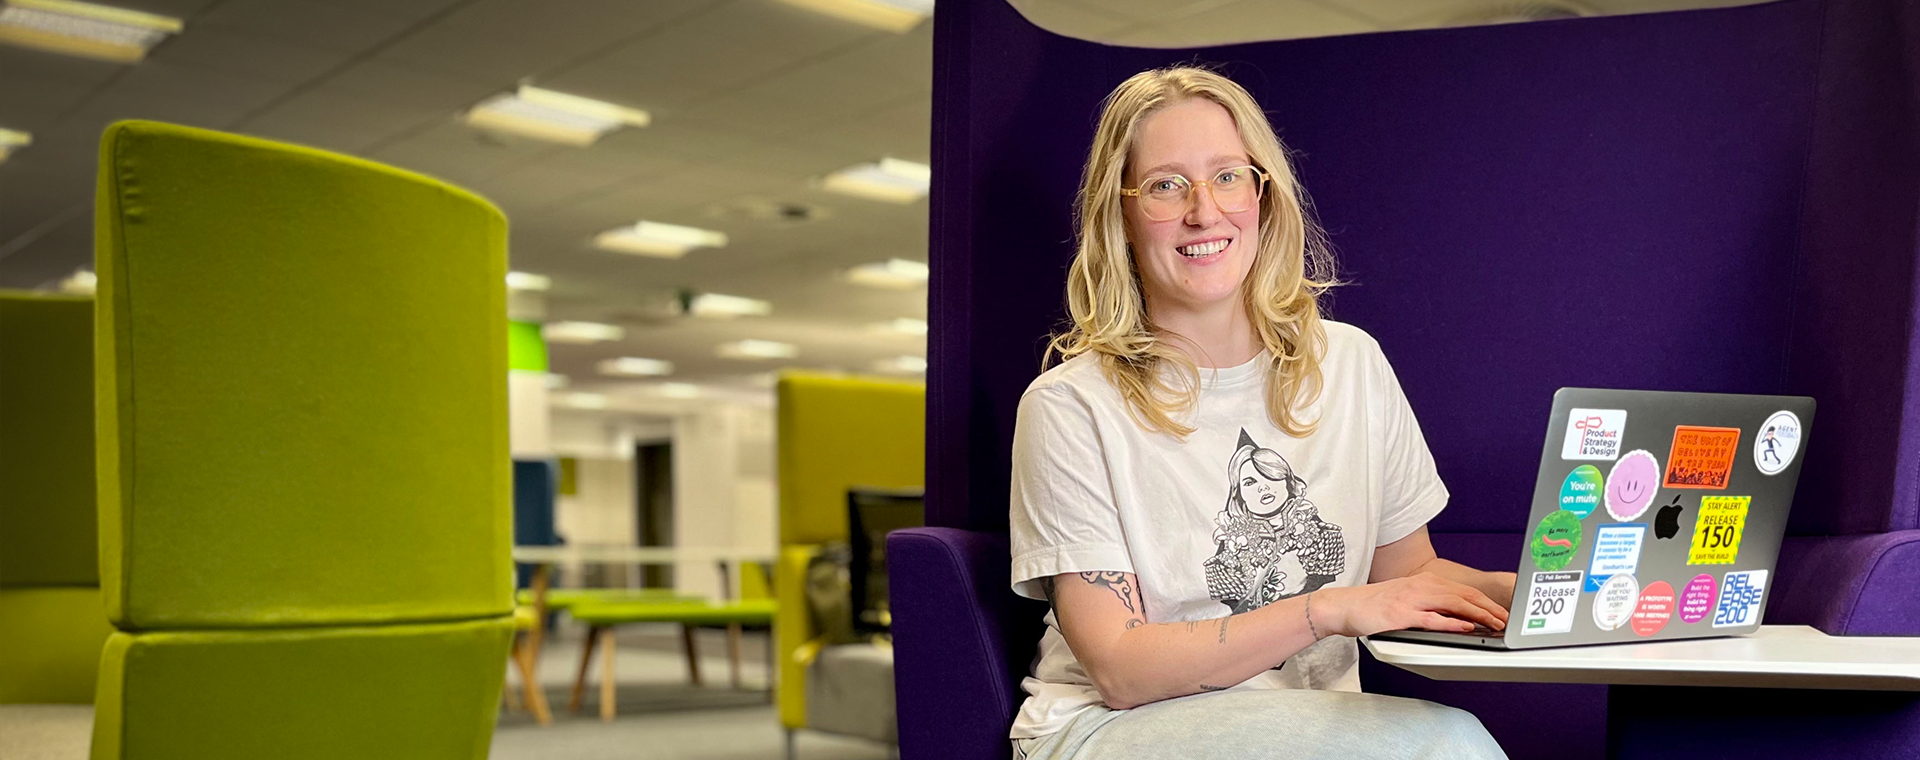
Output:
[1410, 624, 1503, 637]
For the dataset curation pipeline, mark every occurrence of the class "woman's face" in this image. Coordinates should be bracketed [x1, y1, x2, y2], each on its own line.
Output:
[1122, 98, 1261, 315]
[1237, 458, 1284, 518]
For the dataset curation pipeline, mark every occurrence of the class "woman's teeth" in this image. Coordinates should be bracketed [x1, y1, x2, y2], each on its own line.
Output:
[1179, 239, 1229, 258]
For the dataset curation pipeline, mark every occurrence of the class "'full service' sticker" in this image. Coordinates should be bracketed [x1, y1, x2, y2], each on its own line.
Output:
[1713, 570, 1768, 628]
[1664, 426, 1741, 490]
[1522, 571, 1583, 635]
[1563, 409, 1627, 461]
[1687, 495, 1751, 565]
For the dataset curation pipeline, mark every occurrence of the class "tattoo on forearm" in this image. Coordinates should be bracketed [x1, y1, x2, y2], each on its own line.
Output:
[1125, 618, 1144, 629]
[1078, 571, 1136, 613]
[1217, 616, 1230, 644]
[1198, 683, 1229, 692]
[1185, 621, 1199, 634]
[1040, 577, 1059, 631]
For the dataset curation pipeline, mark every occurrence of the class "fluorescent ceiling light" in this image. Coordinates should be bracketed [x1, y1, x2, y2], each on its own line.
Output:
[773, 0, 932, 33]
[872, 317, 928, 336]
[464, 85, 649, 147]
[656, 382, 701, 399]
[506, 271, 551, 291]
[594, 221, 727, 259]
[846, 258, 930, 289]
[875, 355, 928, 374]
[561, 392, 607, 409]
[822, 157, 931, 203]
[686, 293, 771, 319]
[598, 357, 673, 377]
[545, 373, 569, 390]
[0, 128, 29, 163]
[716, 339, 799, 360]
[0, 0, 180, 63]
[543, 321, 624, 344]
[58, 268, 95, 295]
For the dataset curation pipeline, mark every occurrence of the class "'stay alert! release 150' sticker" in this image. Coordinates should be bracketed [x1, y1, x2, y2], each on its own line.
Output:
[1687, 495, 1751, 565]
[1522, 571, 1582, 635]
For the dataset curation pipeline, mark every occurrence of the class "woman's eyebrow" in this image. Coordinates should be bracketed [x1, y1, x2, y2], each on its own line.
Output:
[1138, 155, 1252, 177]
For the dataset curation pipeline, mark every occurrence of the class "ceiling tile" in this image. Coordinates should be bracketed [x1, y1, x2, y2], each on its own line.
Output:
[193, 0, 422, 53]
[145, 27, 346, 85]
[240, 90, 450, 155]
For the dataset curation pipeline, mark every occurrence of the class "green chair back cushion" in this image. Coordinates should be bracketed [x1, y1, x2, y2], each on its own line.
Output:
[776, 372, 924, 546]
[93, 121, 511, 629]
[0, 588, 114, 703]
[0, 293, 97, 588]
[90, 618, 512, 759]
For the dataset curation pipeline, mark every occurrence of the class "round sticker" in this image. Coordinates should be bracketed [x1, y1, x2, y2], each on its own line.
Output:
[1592, 574, 1640, 631]
[1679, 573, 1717, 624]
[1530, 510, 1584, 571]
[1754, 410, 1803, 476]
[1559, 465, 1603, 519]
[1632, 581, 1676, 637]
[1606, 450, 1661, 521]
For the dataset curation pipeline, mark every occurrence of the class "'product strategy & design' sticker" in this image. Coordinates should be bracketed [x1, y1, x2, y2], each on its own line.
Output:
[1563, 409, 1627, 461]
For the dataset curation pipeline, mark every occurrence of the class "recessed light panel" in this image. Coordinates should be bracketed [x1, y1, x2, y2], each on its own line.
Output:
[0, 128, 30, 163]
[773, 0, 932, 33]
[594, 221, 728, 259]
[506, 271, 551, 291]
[822, 157, 931, 203]
[598, 357, 674, 377]
[686, 293, 771, 319]
[543, 321, 624, 344]
[846, 258, 930, 289]
[875, 355, 928, 374]
[716, 339, 800, 360]
[872, 317, 928, 335]
[0, 0, 181, 63]
[464, 85, 649, 146]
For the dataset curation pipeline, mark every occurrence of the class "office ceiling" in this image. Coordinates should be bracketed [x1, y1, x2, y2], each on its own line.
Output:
[0, 0, 1765, 399]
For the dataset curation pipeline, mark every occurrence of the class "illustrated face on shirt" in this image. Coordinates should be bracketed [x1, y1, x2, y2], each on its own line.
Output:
[1237, 458, 1286, 519]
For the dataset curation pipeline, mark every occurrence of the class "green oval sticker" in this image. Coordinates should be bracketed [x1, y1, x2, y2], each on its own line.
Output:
[1531, 510, 1584, 571]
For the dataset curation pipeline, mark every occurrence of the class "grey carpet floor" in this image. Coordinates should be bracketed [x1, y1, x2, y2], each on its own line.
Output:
[0, 625, 892, 760]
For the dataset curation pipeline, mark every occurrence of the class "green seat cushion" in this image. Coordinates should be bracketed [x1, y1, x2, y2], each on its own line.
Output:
[93, 121, 511, 630]
[517, 588, 702, 610]
[0, 293, 97, 588]
[0, 588, 113, 704]
[91, 616, 513, 759]
[569, 599, 777, 627]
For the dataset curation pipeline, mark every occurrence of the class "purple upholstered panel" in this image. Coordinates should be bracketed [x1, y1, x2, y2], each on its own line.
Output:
[926, 0, 1920, 539]
[1608, 685, 1920, 760]
[1768, 531, 1920, 636]
[889, 527, 1047, 760]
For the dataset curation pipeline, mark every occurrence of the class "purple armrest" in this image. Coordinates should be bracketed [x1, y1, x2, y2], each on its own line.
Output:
[1769, 531, 1920, 635]
[889, 527, 1048, 760]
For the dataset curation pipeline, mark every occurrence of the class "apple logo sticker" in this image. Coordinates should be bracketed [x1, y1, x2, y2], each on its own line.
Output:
[1655, 495, 1685, 539]
[1606, 450, 1661, 521]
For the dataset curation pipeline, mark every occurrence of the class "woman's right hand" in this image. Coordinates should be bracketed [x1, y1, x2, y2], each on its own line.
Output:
[1313, 573, 1508, 637]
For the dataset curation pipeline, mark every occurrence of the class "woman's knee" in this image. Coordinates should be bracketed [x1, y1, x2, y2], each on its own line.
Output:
[1425, 704, 1507, 760]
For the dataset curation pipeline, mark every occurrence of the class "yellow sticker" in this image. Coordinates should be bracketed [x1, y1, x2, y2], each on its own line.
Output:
[1687, 495, 1750, 565]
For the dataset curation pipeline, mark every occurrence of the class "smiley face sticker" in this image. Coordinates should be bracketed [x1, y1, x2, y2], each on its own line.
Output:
[1606, 450, 1661, 521]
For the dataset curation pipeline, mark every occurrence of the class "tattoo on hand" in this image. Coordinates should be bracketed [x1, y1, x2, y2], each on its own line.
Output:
[1079, 571, 1136, 614]
[1217, 616, 1230, 644]
[1198, 683, 1229, 692]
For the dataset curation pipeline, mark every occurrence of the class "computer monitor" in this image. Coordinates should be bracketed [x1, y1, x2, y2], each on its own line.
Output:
[846, 487, 925, 635]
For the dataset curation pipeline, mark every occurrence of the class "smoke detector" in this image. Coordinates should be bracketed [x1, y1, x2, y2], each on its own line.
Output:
[706, 196, 831, 226]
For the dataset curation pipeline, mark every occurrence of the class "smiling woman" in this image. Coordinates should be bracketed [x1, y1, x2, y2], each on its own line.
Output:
[1007, 67, 1515, 760]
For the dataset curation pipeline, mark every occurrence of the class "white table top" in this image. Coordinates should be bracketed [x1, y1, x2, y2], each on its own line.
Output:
[511, 545, 776, 565]
[1362, 625, 1920, 691]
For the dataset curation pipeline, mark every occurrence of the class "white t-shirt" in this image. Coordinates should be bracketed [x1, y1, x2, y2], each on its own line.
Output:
[1007, 320, 1449, 740]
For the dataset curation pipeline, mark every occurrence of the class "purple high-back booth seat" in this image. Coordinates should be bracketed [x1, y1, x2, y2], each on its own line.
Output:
[895, 0, 1920, 758]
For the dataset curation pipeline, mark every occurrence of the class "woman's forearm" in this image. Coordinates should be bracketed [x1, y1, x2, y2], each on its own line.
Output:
[1078, 594, 1320, 709]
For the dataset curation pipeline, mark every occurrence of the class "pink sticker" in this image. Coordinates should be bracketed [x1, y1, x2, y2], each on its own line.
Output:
[1679, 573, 1716, 623]
[1632, 581, 1675, 637]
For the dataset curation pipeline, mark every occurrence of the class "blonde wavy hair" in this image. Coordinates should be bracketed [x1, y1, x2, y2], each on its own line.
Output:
[1048, 66, 1340, 439]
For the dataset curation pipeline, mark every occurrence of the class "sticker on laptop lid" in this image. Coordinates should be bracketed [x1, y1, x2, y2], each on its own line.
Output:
[1585, 523, 1647, 592]
[1712, 569, 1768, 628]
[1522, 571, 1582, 635]
[1562, 409, 1627, 461]
[1605, 450, 1661, 521]
[1631, 581, 1675, 637]
[1679, 573, 1716, 624]
[1558, 465, 1603, 519]
[1663, 426, 1741, 490]
[1530, 510, 1584, 571]
[1592, 574, 1640, 631]
[1754, 411, 1802, 476]
[1686, 495, 1750, 565]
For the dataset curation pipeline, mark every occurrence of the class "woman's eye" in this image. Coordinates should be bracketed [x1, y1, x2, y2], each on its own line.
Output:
[1216, 170, 1242, 185]
[1150, 179, 1181, 193]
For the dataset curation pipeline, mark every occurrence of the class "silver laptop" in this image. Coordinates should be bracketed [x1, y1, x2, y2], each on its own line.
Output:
[1372, 388, 1814, 650]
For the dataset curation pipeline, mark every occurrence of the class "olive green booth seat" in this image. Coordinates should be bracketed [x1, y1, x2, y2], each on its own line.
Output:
[89, 121, 515, 759]
[774, 372, 923, 756]
[0, 293, 115, 707]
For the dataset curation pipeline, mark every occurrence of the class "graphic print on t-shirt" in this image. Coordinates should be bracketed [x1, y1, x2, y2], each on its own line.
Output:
[1203, 429, 1349, 614]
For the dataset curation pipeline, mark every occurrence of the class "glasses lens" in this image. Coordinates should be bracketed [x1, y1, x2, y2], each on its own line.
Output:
[1140, 175, 1189, 220]
[1212, 167, 1260, 213]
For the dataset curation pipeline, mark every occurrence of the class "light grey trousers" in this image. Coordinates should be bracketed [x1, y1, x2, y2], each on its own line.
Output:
[1013, 689, 1509, 760]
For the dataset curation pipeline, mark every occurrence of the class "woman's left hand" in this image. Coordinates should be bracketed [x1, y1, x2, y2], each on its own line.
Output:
[1481, 571, 1518, 610]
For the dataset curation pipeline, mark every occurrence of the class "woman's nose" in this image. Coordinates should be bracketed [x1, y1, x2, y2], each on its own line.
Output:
[1185, 185, 1224, 226]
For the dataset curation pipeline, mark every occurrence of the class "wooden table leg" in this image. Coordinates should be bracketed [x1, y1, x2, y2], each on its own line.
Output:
[521, 645, 552, 726]
[569, 626, 600, 713]
[727, 623, 743, 689]
[599, 627, 618, 722]
[682, 624, 704, 687]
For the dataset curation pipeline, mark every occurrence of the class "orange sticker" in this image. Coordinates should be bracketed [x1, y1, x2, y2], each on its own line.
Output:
[1664, 426, 1741, 489]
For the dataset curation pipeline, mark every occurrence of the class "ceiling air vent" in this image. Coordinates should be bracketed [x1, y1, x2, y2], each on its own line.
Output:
[706, 196, 831, 227]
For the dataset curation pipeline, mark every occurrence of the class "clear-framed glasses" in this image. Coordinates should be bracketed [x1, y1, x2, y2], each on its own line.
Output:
[1119, 164, 1268, 222]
